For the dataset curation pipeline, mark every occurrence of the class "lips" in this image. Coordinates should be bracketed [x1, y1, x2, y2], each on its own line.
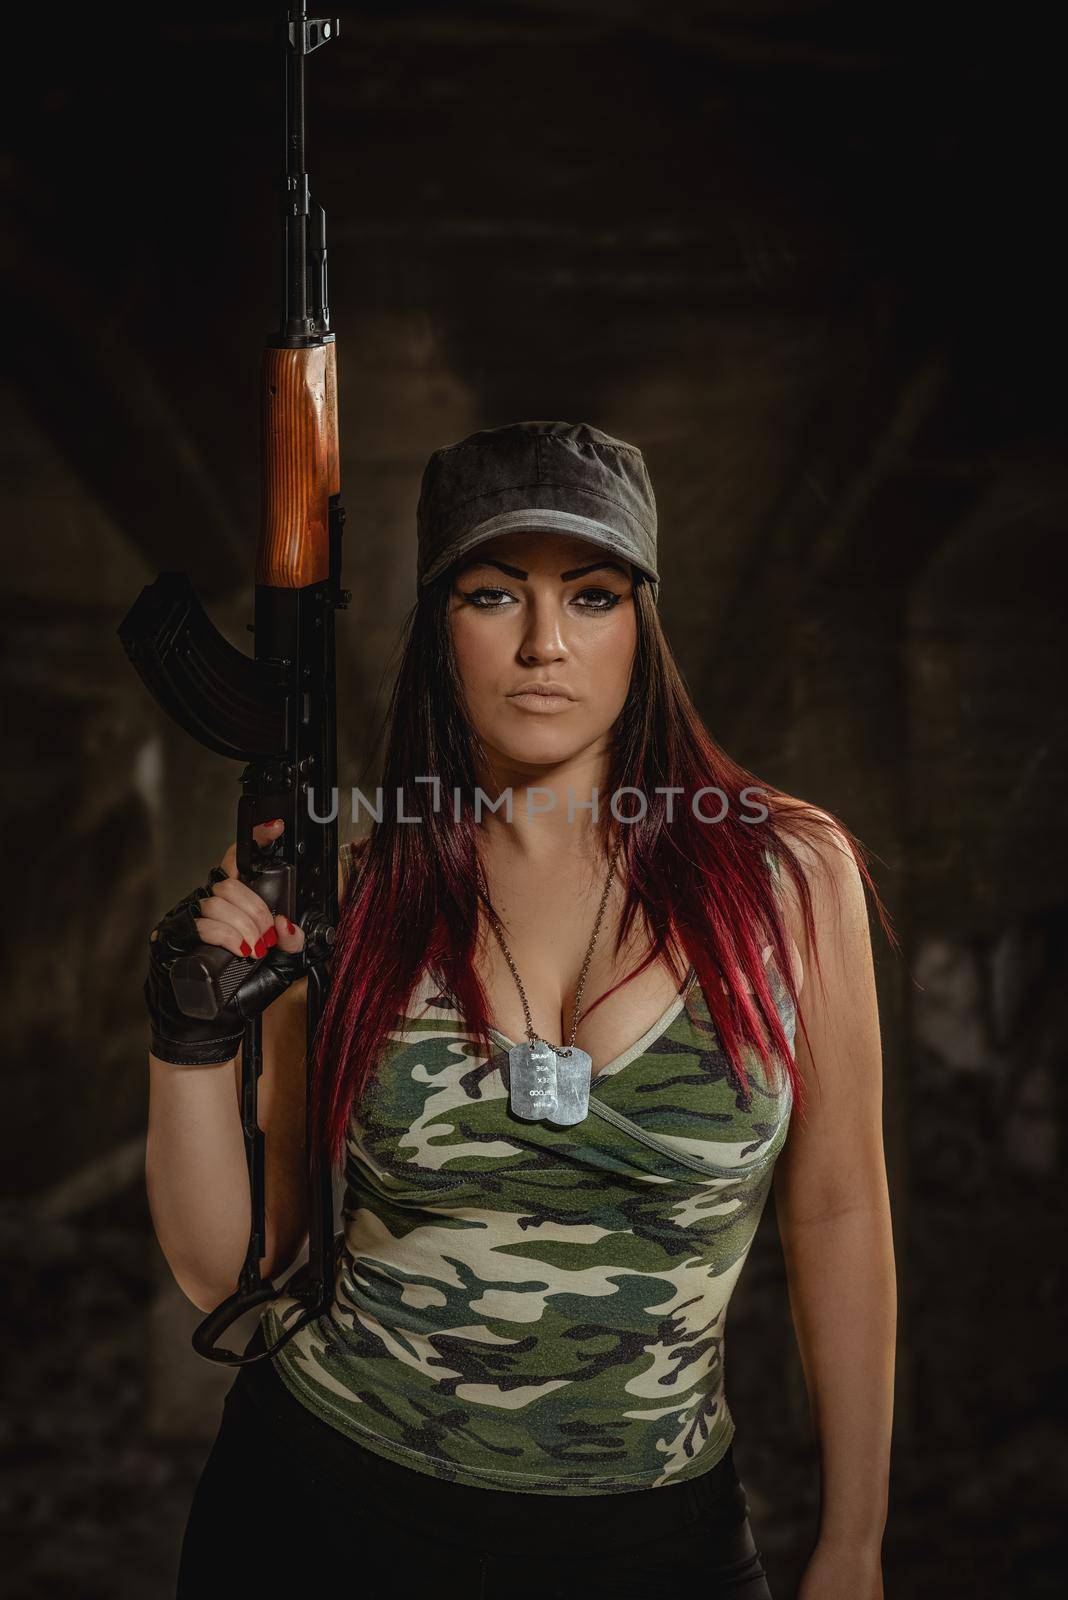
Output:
[507, 690, 574, 714]
[507, 686, 575, 700]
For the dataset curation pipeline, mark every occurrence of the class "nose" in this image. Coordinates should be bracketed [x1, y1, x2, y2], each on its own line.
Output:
[517, 592, 568, 664]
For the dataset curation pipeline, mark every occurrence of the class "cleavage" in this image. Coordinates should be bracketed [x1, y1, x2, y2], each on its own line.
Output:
[482, 942, 688, 1077]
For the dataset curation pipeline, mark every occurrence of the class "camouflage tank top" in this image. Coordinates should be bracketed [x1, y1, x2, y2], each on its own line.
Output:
[261, 955, 796, 1496]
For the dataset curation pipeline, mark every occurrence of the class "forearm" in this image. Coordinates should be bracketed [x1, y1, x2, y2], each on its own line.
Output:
[146, 1049, 252, 1311]
[779, 1199, 897, 1550]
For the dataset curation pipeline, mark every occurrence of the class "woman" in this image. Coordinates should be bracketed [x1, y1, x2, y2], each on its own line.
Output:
[147, 421, 897, 1598]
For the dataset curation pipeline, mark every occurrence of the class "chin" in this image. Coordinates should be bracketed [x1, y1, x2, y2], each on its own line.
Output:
[483, 724, 588, 768]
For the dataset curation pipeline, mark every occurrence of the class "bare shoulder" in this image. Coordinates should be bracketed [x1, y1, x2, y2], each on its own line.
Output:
[765, 793, 868, 983]
[769, 792, 855, 874]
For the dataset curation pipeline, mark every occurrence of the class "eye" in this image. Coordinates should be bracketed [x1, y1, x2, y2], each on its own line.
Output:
[572, 587, 623, 613]
[461, 586, 517, 609]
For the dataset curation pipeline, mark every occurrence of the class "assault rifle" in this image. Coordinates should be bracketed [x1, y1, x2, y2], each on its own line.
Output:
[117, 4, 346, 1365]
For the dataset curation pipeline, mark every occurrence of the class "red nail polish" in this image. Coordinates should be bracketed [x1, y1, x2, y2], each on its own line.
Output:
[239, 939, 253, 958]
[285, 919, 296, 935]
[253, 937, 266, 958]
[263, 926, 278, 949]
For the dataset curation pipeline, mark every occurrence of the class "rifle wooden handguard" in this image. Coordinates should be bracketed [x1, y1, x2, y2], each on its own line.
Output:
[258, 340, 340, 588]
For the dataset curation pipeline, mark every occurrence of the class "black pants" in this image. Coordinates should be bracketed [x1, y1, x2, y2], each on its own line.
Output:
[177, 1329, 773, 1599]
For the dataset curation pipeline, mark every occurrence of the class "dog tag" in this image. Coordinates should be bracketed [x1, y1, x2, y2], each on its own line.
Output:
[550, 1047, 593, 1126]
[508, 1040, 560, 1121]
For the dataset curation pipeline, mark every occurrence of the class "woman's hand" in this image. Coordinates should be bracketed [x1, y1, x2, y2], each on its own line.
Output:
[797, 1536, 884, 1600]
[146, 818, 306, 1066]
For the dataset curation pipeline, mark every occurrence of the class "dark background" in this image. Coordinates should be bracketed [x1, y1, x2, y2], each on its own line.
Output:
[2, 2, 1065, 1594]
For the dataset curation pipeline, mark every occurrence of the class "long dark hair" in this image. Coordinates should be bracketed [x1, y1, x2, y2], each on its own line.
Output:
[309, 571, 897, 1173]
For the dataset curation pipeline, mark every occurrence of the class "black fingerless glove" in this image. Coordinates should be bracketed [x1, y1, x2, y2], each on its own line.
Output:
[145, 865, 306, 1066]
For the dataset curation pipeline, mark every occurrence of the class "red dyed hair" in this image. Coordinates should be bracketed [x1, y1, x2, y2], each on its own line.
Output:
[309, 573, 897, 1174]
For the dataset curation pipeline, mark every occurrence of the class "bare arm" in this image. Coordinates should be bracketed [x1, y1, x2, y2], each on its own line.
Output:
[772, 815, 897, 1588]
[146, 968, 310, 1312]
[145, 828, 350, 1312]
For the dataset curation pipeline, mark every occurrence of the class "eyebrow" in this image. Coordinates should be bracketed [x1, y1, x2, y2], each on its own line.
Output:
[460, 557, 631, 581]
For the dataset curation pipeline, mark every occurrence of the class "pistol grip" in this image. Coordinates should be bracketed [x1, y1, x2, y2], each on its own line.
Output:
[171, 862, 296, 1021]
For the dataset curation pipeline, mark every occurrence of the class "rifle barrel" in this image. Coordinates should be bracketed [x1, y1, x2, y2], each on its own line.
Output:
[281, 2, 337, 343]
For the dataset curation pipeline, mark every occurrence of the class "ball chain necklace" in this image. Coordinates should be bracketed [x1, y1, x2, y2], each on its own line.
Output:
[476, 833, 625, 1127]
